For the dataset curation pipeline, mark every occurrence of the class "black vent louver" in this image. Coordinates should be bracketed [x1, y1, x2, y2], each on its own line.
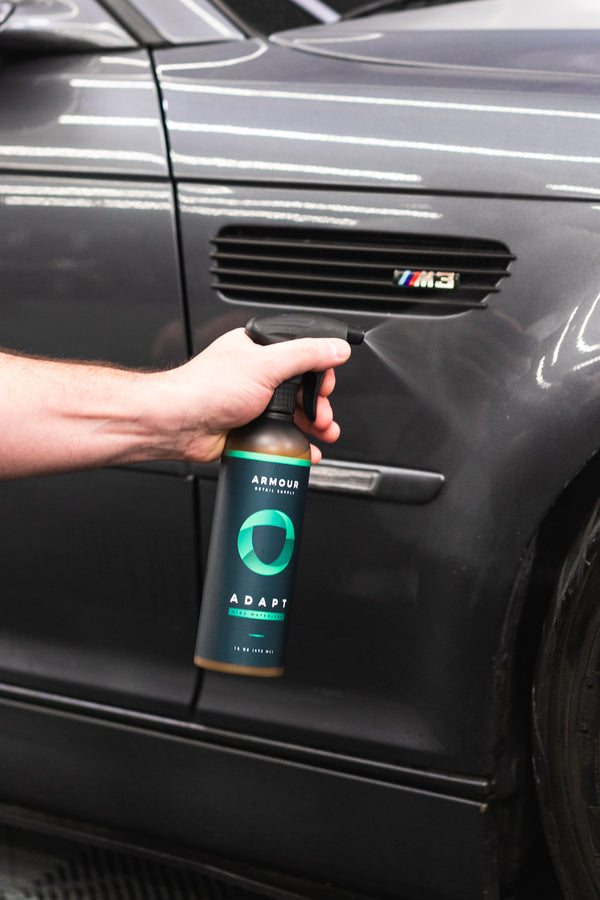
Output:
[211, 227, 515, 314]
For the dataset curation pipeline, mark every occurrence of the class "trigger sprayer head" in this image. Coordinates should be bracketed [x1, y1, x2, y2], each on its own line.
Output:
[245, 313, 364, 422]
[245, 313, 365, 347]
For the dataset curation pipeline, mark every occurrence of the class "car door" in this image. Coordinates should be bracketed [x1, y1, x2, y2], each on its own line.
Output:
[0, 0, 199, 715]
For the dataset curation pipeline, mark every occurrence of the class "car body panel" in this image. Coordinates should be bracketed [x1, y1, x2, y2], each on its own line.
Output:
[0, 0, 136, 51]
[0, 168, 198, 711]
[0, 51, 168, 178]
[0, 175, 183, 363]
[0, 45, 196, 712]
[176, 181, 600, 774]
[156, 40, 600, 199]
[0, 695, 491, 900]
[273, 0, 600, 76]
[0, 470, 199, 714]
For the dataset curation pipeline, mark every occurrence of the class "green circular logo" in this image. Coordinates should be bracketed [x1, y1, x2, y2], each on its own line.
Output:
[237, 509, 295, 576]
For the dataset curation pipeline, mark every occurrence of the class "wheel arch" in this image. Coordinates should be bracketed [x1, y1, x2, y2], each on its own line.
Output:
[494, 447, 600, 778]
[485, 448, 600, 892]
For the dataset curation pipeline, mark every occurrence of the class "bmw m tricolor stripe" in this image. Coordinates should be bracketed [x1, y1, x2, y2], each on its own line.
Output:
[393, 269, 460, 289]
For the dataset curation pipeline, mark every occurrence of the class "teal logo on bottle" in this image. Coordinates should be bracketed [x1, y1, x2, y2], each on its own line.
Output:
[237, 509, 295, 576]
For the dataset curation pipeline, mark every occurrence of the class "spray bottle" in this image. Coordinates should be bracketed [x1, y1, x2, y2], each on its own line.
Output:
[194, 313, 364, 677]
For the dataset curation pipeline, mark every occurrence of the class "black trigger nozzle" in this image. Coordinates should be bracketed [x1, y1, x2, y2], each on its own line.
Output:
[346, 324, 365, 345]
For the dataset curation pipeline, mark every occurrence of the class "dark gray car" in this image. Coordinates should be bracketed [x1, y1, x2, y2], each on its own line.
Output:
[0, 1, 599, 897]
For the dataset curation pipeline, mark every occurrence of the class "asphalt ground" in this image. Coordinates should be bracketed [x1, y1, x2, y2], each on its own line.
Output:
[0, 824, 566, 900]
[0, 827, 265, 900]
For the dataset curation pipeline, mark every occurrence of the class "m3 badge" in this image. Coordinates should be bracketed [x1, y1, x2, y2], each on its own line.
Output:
[393, 269, 460, 290]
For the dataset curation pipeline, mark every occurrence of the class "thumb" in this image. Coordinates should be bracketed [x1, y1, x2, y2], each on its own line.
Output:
[262, 337, 351, 387]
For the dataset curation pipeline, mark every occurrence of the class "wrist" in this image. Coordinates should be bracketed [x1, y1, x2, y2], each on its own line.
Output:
[137, 369, 213, 464]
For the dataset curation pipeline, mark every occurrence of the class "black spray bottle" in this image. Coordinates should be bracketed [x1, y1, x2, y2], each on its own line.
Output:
[194, 313, 364, 677]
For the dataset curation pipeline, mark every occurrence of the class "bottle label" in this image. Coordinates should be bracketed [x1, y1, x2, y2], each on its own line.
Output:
[195, 450, 310, 671]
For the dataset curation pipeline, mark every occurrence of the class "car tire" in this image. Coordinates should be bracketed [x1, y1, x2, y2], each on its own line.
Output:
[533, 497, 600, 900]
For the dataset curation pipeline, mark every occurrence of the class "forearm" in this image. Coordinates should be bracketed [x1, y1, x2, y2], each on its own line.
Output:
[0, 352, 171, 479]
[0, 330, 350, 480]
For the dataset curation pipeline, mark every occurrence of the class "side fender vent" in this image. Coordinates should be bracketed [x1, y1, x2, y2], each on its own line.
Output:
[210, 227, 515, 314]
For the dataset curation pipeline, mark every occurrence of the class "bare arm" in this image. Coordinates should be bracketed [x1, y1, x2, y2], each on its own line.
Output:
[0, 329, 351, 480]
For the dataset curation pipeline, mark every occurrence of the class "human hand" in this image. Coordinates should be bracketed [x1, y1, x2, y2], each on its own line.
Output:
[152, 327, 352, 464]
